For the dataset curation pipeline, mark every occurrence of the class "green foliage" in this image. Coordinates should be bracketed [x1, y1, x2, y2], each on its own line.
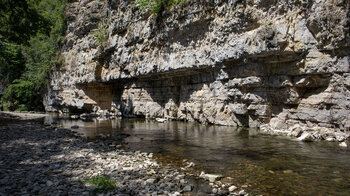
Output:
[135, 0, 186, 15]
[85, 176, 117, 193]
[136, 0, 164, 15]
[0, 37, 25, 85]
[167, 0, 187, 7]
[0, 0, 50, 44]
[0, 0, 67, 111]
[91, 20, 110, 50]
[1, 79, 41, 111]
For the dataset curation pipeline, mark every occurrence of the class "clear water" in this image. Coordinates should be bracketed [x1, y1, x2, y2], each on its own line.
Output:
[47, 116, 350, 196]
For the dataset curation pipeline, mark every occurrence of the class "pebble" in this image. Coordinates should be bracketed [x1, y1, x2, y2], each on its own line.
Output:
[239, 190, 246, 195]
[186, 162, 195, 168]
[339, 142, 347, 147]
[156, 118, 167, 123]
[326, 137, 336, 142]
[283, 170, 293, 174]
[218, 189, 228, 195]
[229, 185, 237, 192]
[172, 191, 180, 196]
[146, 178, 157, 184]
[46, 180, 53, 187]
[200, 172, 223, 182]
[183, 185, 193, 192]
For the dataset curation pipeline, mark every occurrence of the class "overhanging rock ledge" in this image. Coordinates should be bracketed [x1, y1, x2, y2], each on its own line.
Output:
[45, 0, 350, 141]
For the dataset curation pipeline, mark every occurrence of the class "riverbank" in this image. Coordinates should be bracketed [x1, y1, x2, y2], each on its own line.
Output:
[0, 111, 47, 119]
[46, 110, 350, 144]
[0, 114, 247, 195]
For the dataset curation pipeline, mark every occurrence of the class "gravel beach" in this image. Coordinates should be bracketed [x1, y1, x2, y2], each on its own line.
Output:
[0, 113, 245, 196]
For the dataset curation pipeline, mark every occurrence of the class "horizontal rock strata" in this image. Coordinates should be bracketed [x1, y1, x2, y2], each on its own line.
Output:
[45, 0, 350, 140]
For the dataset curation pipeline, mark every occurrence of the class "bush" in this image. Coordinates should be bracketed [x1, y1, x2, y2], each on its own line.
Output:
[1, 80, 42, 111]
[135, 0, 186, 15]
[91, 20, 110, 50]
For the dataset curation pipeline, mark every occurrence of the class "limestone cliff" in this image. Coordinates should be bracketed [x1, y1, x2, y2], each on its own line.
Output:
[45, 0, 350, 140]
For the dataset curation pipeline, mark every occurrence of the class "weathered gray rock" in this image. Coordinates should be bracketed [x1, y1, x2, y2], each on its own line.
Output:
[45, 0, 350, 141]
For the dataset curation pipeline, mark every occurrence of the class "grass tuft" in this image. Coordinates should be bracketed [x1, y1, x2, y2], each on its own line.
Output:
[85, 176, 117, 193]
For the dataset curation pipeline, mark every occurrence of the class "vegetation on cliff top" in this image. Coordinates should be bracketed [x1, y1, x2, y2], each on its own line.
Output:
[0, 0, 67, 111]
[136, 0, 186, 15]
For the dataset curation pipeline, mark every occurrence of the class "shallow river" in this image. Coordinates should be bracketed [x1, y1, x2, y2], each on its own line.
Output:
[46, 117, 350, 196]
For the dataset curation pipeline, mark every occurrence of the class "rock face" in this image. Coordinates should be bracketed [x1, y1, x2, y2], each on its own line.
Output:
[46, 0, 350, 138]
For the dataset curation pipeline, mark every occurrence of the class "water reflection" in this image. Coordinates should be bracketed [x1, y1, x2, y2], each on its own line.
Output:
[46, 116, 350, 196]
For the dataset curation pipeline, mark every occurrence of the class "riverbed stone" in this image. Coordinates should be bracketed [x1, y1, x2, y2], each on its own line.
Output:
[200, 172, 223, 182]
[339, 142, 347, 148]
[228, 185, 237, 192]
[183, 185, 193, 192]
[238, 190, 246, 195]
[46, 181, 54, 187]
[146, 178, 157, 184]
[297, 132, 315, 142]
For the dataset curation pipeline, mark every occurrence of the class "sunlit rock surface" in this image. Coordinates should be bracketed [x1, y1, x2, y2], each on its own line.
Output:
[45, 0, 350, 139]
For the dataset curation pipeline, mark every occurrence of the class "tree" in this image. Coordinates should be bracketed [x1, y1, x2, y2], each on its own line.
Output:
[0, 0, 67, 111]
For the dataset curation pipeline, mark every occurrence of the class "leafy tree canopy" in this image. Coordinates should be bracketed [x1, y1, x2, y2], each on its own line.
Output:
[0, 0, 67, 111]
